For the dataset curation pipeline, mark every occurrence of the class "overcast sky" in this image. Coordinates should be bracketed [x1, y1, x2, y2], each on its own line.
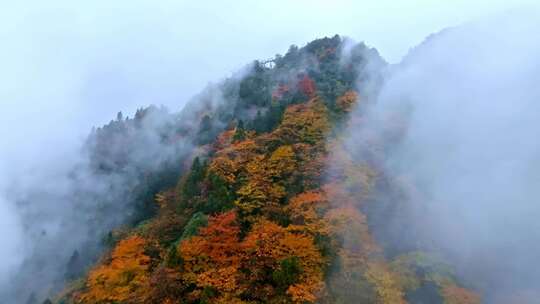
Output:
[0, 0, 538, 296]
[0, 0, 538, 172]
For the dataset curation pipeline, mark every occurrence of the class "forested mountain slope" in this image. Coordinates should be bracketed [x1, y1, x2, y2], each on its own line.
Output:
[37, 35, 480, 304]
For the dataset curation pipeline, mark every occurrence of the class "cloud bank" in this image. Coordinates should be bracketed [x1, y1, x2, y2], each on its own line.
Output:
[1, 1, 539, 302]
[345, 11, 540, 302]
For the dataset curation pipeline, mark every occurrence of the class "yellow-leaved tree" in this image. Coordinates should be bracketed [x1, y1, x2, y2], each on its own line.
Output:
[240, 220, 325, 303]
[78, 236, 150, 303]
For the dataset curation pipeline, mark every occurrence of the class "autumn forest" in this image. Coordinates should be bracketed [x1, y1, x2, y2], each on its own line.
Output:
[26, 36, 485, 304]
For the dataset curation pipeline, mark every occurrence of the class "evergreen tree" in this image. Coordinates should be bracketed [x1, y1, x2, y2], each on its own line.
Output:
[272, 256, 303, 290]
[197, 115, 215, 144]
[165, 245, 182, 268]
[267, 102, 285, 131]
[203, 172, 235, 213]
[252, 110, 265, 133]
[180, 212, 208, 240]
[181, 157, 206, 203]
[232, 120, 246, 142]
[65, 250, 83, 280]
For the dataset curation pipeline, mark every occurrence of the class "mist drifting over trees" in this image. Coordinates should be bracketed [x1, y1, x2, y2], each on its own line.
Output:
[1, 2, 540, 304]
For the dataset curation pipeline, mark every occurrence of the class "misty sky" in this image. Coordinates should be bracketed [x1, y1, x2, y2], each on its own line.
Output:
[1, 0, 540, 300]
[1, 0, 538, 158]
[0, 0, 538, 237]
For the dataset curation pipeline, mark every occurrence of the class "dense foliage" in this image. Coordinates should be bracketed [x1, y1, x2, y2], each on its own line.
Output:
[47, 36, 480, 304]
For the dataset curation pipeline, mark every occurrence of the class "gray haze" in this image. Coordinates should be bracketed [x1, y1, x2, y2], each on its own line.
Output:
[0, 108, 196, 302]
[344, 12, 540, 302]
[1, 1, 539, 303]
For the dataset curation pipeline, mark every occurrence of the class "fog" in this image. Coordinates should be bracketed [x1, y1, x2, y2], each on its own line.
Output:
[1, 0, 539, 302]
[344, 11, 540, 302]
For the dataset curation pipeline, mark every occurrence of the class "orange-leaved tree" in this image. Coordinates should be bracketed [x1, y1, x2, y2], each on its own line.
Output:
[78, 236, 150, 303]
[240, 220, 325, 303]
[273, 99, 330, 145]
[298, 74, 317, 99]
[209, 139, 261, 184]
[179, 211, 242, 297]
[336, 90, 358, 113]
[440, 283, 481, 304]
[286, 190, 329, 236]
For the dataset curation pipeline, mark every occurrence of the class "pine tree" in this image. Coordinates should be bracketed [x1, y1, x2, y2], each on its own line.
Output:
[181, 157, 206, 203]
[204, 172, 235, 213]
[232, 120, 246, 142]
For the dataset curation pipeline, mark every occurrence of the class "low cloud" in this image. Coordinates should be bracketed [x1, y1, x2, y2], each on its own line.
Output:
[344, 12, 540, 302]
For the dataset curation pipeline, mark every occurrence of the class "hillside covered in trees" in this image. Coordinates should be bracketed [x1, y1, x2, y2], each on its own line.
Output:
[33, 36, 482, 304]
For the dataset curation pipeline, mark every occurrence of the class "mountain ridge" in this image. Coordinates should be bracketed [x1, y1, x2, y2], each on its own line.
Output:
[22, 35, 479, 304]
